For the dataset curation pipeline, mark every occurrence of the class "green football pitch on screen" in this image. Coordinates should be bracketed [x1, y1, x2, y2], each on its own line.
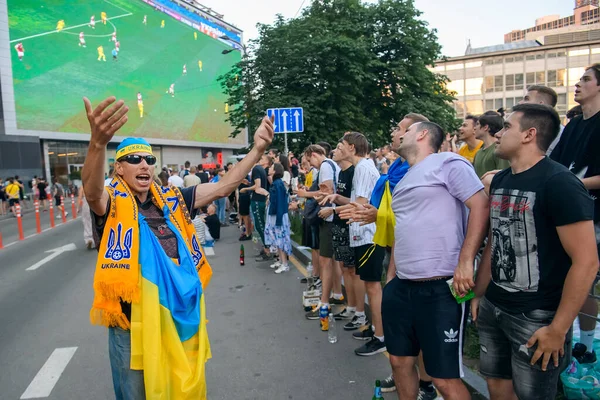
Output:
[7, 0, 242, 144]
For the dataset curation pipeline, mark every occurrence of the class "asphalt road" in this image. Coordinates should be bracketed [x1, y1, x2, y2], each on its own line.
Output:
[0, 219, 393, 399]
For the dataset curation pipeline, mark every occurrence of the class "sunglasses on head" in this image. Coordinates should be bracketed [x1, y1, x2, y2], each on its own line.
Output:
[118, 155, 157, 165]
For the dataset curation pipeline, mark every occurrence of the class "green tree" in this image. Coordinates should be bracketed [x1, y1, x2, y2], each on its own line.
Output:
[219, 0, 457, 153]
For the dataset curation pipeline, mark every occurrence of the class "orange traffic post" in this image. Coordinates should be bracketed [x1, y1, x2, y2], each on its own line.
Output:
[48, 193, 55, 228]
[34, 200, 42, 234]
[16, 204, 24, 240]
[60, 196, 67, 223]
[70, 194, 77, 219]
[0, 231, 3, 249]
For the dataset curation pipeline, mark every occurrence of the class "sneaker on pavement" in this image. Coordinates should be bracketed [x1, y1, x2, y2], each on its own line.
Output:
[334, 308, 355, 320]
[573, 343, 597, 364]
[274, 265, 289, 274]
[380, 374, 396, 393]
[355, 337, 386, 356]
[314, 278, 322, 289]
[305, 306, 321, 320]
[344, 315, 369, 331]
[239, 235, 252, 241]
[417, 388, 438, 400]
[270, 261, 281, 269]
[329, 295, 346, 305]
[352, 324, 374, 339]
[255, 253, 274, 262]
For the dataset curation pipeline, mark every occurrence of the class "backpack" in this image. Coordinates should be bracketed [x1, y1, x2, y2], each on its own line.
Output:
[303, 160, 337, 226]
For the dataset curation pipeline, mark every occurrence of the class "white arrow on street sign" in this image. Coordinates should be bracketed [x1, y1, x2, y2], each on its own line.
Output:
[281, 110, 288, 132]
[294, 110, 300, 132]
[26, 243, 77, 271]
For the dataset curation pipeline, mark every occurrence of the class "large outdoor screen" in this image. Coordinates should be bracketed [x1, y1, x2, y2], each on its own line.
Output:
[4, 0, 245, 146]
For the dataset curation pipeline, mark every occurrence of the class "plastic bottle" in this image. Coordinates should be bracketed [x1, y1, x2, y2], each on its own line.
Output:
[239, 244, 245, 266]
[319, 305, 329, 331]
[328, 312, 337, 343]
[372, 380, 384, 399]
[306, 261, 313, 274]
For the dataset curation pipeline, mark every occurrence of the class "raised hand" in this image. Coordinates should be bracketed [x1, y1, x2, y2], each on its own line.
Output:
[83, 97, 129, 147]
[253, 115, 275, 153]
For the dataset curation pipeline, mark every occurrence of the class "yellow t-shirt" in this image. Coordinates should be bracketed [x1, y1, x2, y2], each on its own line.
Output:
[6, 183, 20, 199]
[458, 141, 484, 163]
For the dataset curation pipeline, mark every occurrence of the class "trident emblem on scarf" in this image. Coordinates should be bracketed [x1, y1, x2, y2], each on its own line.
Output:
[105, 223, 133, 261]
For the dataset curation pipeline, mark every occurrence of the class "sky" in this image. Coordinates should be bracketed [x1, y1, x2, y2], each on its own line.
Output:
[197, 0, 576, 57]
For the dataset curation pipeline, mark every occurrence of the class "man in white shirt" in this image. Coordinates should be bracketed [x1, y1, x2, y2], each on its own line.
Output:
[324, 132, 386, 356]
[168, 169, 184, 188]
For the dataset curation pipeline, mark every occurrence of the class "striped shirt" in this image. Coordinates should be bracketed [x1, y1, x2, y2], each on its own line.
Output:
[349, 158, 380, 247]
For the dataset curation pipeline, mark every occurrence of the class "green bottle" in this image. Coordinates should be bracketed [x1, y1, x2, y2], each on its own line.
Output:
[372, 380, 383, 399]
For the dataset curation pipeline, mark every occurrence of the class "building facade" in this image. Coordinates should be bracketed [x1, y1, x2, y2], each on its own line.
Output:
[434, 35, 600, 123]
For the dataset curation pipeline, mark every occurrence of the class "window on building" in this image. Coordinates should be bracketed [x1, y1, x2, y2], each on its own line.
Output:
[455, 101, 465, 117]
[465, 78, 484, 95]
[569, 67, 586, 86]
[536, 71, 545, 85]
[466, 100, 483, 115]
[536, 53, 544, 60]
[557, 51, 567, 57]
[506, 97, 515, 110]
[465, 61, 482, 68]
[505, 73, 524, 91]
[547, 52, 556, 58]
[485, 99, 494, 110]
[514, 55, 524, 61]
[547, 69, 566, 87]
[494, 57, 503, 64]
[557, 93, 567, 112]
[526, 55, 536, 61]
[569, 48, 590, 57]
[505, 56, 514, 63]
[485, 75, 503, 92]
[515, 73, 524, 88]
[526, 72, 535, 86]
[447, 79, 464, 96]
[495, 98, 503, 110]
[446, 62, 464, 71]
[484, 59, 495, 66]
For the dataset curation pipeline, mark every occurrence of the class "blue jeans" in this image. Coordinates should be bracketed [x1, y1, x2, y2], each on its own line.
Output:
[108, 327, 145, 400]
[216, 198, 226, 223]
[477, 296, 572, 400]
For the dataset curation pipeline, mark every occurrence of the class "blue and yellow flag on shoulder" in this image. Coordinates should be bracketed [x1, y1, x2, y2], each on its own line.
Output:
[91, 173, 212, 399]
[371, 159, 409, 248]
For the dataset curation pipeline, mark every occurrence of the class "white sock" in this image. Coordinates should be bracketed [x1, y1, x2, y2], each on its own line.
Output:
[375, 335, 384, 342]
[321, 303, 329, 308]
[333, 293, 343, 300]
[581, 329, 595, 351]
[347, 307, 356, 313]
[355, 311, 366, 319]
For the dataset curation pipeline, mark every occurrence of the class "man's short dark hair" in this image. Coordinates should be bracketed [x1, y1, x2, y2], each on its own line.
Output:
[197, 164, 204, 171]
[304, 144, 326, 157]
[268, 148, 280, 157]
[316, 141, 331, 155]
[511, 104, 561, 153]
[465, 114, 479, 125]
[478, 112, 504, 135]
[184, 161, 190, 168]
[567, 105, 583, 120]
[342, 131, 369, 157]
[416, 121, 445, 152]
[527, 85, 558, 107]
[586, 63, 600, 85]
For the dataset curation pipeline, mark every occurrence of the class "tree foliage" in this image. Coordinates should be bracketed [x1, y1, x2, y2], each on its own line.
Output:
[219, 0, 458, 153]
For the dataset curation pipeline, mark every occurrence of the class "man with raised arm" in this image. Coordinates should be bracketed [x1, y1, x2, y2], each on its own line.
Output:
[82, 96, 274, 400]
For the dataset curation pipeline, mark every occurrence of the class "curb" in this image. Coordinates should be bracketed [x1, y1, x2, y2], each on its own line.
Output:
[290, 239, 490, 399]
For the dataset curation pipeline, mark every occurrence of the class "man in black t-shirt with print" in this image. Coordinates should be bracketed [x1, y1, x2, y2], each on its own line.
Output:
[550, 63, 600, 364]
[472, 104, 598, 400]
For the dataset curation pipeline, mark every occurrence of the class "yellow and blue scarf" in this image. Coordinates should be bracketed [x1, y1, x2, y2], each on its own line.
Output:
[91, 176, 213, 399]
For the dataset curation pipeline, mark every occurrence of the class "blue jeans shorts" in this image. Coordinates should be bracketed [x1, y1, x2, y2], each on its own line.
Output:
[108, 327, 145, 400]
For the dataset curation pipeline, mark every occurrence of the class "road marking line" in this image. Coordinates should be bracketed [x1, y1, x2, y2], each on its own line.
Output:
[103, 0, 132, 14]
[289, 256, 308, 277]
[26, 243, 77, 271]
[20, 347, 78, 399]
[0, 217, 80, 249]
[204, 247, 215, 256]
[10, 13, 132, 43]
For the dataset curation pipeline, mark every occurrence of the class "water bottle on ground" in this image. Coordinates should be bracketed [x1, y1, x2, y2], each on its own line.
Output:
[328, 312, 337, 343]
[372, 380, 384, 399]
[306, 261, 313, 274]
[306, 262, 314, 289]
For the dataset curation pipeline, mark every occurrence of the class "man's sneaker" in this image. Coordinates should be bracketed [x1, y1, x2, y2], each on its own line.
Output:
[352, 324, 374, 340]
[334, 308, 354, 320]
[255, 253, 273, 262]
[380, 374, 396, 393]
[305, 306, 321, 320]
[239, 235, 252, 241]
[417, 387, 438, 400]
[329, 295, 345, 305]
[344, 315, 369, 331]
[355, 337, 386, 356]
[274, 265, 289, 274]
[270, 261, 281, 269]
[573, 343, 597, 364]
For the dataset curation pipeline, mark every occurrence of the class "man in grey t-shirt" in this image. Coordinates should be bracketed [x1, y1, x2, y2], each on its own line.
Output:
[382, 121, 489, 399]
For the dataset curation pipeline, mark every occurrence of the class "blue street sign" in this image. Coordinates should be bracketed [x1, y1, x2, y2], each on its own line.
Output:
[266, 107, 304, 134]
